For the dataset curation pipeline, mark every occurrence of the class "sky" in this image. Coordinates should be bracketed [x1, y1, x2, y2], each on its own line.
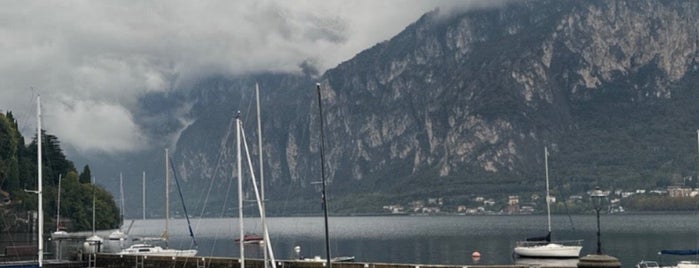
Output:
[0, 0, 500, 156]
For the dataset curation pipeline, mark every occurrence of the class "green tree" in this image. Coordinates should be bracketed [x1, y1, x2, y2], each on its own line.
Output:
[79, 165, 92, 184]
[0, 113, 20, 192]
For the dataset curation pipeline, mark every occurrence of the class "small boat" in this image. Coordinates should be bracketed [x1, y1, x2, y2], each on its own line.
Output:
[302, 255, 356, 263]
[51, 174, 70, 240]
[108, 173, 128, 241]
[118, 243, 197, 257]
[235, 234, 264, 244]
[513, 147, 582, 258]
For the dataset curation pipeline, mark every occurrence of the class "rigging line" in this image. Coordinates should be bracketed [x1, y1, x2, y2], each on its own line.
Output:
[167, 156, 197, 248]
[552, 163, 576, 230]
[207, 114, 238, 255]
[193, 112, 236, 224]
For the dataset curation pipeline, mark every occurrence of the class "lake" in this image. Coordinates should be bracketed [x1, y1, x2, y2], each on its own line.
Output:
[10, 214, 699, 267]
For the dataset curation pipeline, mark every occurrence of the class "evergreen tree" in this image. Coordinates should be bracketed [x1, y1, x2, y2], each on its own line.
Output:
[79, 165, 92, 184]
[0, 113, 20, 192]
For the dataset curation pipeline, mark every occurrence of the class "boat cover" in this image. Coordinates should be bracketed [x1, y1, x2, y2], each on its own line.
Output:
[526, 232, 551, 242]
[660, 249, 699, 255]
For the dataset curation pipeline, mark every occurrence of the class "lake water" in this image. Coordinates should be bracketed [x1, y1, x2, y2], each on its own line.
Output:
[11, 214, 699, 267]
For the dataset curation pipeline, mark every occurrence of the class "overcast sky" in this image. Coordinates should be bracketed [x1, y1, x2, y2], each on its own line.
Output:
[0, 0, 500, 155]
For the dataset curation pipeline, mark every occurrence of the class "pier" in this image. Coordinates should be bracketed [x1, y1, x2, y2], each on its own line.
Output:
[93, 254, 533, 268]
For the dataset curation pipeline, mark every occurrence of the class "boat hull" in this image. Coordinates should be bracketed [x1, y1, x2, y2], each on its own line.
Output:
[118, 244, 197, 257]
[514, 243, 582, 258]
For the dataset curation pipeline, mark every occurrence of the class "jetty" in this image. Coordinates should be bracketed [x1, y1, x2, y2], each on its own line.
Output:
[93, 254, 532, 268]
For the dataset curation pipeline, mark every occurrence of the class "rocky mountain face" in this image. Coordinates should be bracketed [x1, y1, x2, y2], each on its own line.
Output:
[166, 0, 699, 214]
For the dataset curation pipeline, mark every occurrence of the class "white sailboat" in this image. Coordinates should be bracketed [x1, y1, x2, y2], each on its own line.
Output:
[84, 176, 104, 254]
[50, 174, 68, 239]
[118, 149, 196, 257]
[513, 146, 582, 258]
[108, 173, 128, 241]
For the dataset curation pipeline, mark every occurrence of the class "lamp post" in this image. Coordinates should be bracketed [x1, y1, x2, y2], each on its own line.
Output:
[590, 186, 608, 255]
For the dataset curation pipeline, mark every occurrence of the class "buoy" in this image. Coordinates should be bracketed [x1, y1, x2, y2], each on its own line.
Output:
[472, 251, 481, 258]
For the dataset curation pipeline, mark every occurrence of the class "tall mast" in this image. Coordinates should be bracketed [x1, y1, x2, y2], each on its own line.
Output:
[120, 172, 125, 225]
[142, 171, 146, 220]
[316, 83, 331, 268]
[545, 146, 552, 234]
[37, 95, 44, 267]
[164, 149, 170, 247]
[236, 112, 244, 267]
[92, 176, 96, 236]
[255, 83, 269, 268]
[56, 174, 62, 232]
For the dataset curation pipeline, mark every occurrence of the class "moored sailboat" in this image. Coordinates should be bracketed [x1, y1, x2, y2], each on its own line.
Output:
[513, 146, 582, 258]
[117, 149, 197, 257]
[108, 173, 128, 241]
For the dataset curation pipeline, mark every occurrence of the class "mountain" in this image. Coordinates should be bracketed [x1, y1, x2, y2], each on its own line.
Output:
[108, 0, 699, 216]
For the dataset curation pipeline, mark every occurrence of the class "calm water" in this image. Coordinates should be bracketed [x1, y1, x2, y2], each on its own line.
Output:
[9, 214, 699, 267]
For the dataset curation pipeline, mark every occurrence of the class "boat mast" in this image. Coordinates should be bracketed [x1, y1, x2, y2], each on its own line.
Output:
[120, 172, 125, 227]
[240, 126, 277, 268]
[236, 112, 245, 267]
[316, 83, 331, 268]
[164, 149, 170, 247]
[255, 83, 270, 268]
[142, 171, 146, 220]
[92, 177, 96, 236]
[37, 95, 44, 267]
[56, 174, 62, 232]
[545, 146, 552, 236]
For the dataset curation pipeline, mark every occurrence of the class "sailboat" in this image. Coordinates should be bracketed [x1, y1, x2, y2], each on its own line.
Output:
[83, 176, 104, 254]
[513, 146, 583, 258]
[108, 173, 128, 241]
[50, 174, 69, 239]
[118, 149, 197, 257]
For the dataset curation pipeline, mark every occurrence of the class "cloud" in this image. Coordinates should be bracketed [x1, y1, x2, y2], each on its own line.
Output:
[45, 98, 146, 153]
[0, 0, 492, 154]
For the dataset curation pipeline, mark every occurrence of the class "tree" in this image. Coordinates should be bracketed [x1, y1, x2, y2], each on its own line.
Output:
[79, 165, 92, 184]
[0, 113, 19, 191]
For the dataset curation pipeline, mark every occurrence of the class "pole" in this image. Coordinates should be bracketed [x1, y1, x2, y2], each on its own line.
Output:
[37, 95, 43, 267]
[165, 149, 169, 248]
[237, 112, 245, 267]
[596, 207, 602, 254]
[255, 83, 269, 268]
[544, 147, 551, 235]
[56, 174, 61, 232]
[316, 83, 331, 268]
[142, 171, 146, 220]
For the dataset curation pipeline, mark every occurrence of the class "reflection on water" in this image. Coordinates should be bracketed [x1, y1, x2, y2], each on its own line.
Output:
[8, 214, 699, 266]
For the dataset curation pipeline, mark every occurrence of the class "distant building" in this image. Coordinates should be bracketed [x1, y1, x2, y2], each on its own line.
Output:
[506, 195, 520, 214]
[457, 205, 467, 213]
[484, 199, 496, 206]
[568, 195, 583, 202]
[667, 186, 692, 198]
[621, 192, 635, 198]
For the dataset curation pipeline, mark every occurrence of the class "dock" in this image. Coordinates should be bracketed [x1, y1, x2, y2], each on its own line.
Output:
[94, 254, 533, 268]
